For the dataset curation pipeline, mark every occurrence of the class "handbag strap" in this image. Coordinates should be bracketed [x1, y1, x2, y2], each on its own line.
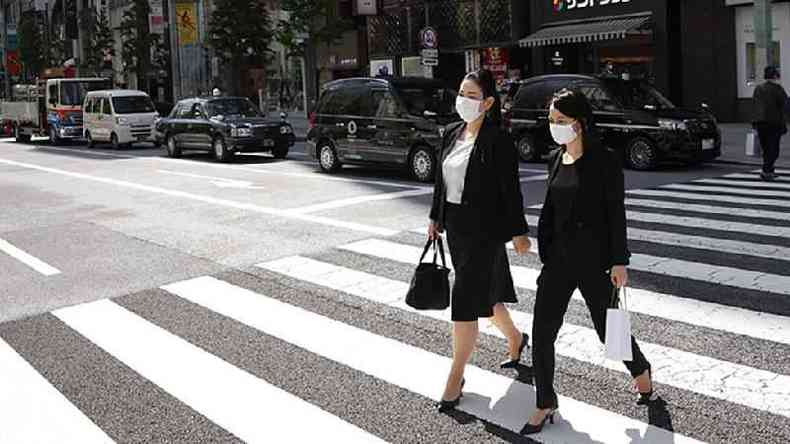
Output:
[435, 236, 448, 268]
[610, 286, 629, 311]
[419, 239, 432, 264]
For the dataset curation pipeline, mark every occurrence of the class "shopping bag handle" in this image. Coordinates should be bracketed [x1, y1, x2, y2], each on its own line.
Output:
[418, 237, 448, 268]
[610, 286, 628, 311]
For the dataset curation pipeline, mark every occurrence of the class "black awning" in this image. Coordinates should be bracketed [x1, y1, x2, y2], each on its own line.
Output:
[519, 12, 652, 48]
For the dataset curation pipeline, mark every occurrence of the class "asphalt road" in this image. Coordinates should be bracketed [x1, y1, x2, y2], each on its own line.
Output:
[1, 137, 788, 443]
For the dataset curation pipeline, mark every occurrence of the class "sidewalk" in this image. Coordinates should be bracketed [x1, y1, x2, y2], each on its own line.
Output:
[716, 123, 790, 169]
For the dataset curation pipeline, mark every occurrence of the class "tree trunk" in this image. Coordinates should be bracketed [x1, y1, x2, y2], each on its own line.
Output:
[230, 55, 242, 96]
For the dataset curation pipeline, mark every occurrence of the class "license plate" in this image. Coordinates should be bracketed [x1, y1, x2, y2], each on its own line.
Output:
[263, 139, 275, 147]
[702, 139, 714, 150]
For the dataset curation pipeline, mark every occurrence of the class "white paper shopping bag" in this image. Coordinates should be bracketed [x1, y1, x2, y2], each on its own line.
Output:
[746, 130, 762, 157]
[605, 286, 633, 361]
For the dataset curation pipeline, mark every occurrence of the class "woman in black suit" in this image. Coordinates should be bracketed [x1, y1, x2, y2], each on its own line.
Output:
[427, 69, 532, 411]
[523, 89, 654, 434]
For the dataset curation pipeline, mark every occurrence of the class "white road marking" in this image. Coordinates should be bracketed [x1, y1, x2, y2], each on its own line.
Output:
[626, 197, 789, 221]
[696, 178, 790, 189]
[165, 276, 702, 443]
[157, 169, 264, 189]
[724, 173, 790, 183]
[519, 167, 547, 173]
[0, 238, 61, 276]
[350, 237, 790, 346]
[53, 300, 383, 444]
[662, 183, 790, 198]
[286, 189, 433, 215]
[0, 338, 115, 443]
[520, 173, 549, 183]
[623, 208, 790, 238]
[628, 188, 790, 208]
[259, 257, 790, 419]
[0, 158, 397, 236]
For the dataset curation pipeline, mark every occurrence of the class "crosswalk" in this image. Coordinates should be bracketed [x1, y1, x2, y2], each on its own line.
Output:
[1, 169, 789, 443]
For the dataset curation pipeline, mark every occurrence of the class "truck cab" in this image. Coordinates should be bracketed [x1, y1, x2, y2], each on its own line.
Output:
[44, 78, 112, 144]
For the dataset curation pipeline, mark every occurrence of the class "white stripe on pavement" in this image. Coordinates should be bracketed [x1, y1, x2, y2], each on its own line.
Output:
[628, 188, 790, 208]
[259, 257, 790, 419]
[724, 173, 790, 183]
[165, 276, 702, 443]
[662, 183, 790, 198]
[0, 238, 61, 276]
[696, 178, 790, 189]
[0, 338, 115, 443]
[345, 237, 790, 346]
[285, 189, 433, 215]
[53, 300, 383, 444]
[0, 158, 397, 237]
[626, 197, 790, 221]
[624, 209, 789, 238]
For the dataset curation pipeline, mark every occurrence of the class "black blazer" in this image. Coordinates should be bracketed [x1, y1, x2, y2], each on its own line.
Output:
[429, 120, 528, 242]
[537, 136, 630, 270]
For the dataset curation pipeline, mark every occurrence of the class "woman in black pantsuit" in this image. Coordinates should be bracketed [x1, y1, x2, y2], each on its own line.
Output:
[523, 89, 655, 434]
[428, 70, 532, 411]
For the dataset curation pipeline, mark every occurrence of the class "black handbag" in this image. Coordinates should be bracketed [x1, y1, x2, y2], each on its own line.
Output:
[405, 238, 451, 310]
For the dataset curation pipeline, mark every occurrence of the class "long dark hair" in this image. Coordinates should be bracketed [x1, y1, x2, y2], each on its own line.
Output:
[551, 88, 598, 142]
[464, 69, 502, 126]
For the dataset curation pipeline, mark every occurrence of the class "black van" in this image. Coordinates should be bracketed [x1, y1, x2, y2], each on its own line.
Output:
[506, 74, 721, 170]
[306, 77, 459, 182]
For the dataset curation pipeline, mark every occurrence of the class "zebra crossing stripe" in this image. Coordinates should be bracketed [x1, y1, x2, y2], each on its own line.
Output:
[661, 184, 790, 198]
[695, 178, 790, 190]
[627, 189, 790, 208]
[725, 173, 790, 183]
[258, 256, 790, 418]
[163, 276, 703, 443]
[626, 197, 790, 221]
[53, 300, 385, 444]
[345, 238, 790, 347]
[0, 338, 115, 443]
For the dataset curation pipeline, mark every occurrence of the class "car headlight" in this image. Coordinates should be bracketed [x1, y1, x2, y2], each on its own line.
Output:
[231, 126, 252, 137]
[116, 116, 130, 125]
[658, 119, 686, 131]
[280, 125, 292, 134]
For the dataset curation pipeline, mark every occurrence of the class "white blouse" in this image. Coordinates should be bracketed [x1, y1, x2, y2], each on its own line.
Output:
[443, 136, 476, 204]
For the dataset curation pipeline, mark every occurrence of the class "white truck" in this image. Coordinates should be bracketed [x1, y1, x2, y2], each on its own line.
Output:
[1, 77, 111, 143]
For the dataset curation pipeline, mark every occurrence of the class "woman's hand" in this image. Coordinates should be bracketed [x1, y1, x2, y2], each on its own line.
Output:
[428, 221, 443, 241]
[611, 265, 628, 288]
[512, 235, 532, 256]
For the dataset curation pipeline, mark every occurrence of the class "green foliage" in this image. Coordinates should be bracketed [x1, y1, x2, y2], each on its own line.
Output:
[277, 0, 350, 58]
[18, 12, 45, 79]
[208, 0, 274, 63]
[80, 8, 115, 75]
[119, 0, 165, 84]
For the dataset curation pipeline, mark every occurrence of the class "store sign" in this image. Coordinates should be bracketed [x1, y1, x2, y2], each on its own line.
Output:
[419, 27, 439, 49]
[481, 48, 509, 78]
[553, 0, 631, 12]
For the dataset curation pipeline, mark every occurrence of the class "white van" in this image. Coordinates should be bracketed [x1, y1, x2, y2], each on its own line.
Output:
[83, 90, 158, 148]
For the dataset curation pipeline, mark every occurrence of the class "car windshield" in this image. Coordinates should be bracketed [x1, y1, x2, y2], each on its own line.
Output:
[60, 80, 111, 106]
[393, 85, 457, 116]
[607, 81, 675, 110]
[206, 99, 261, 118]
[112, 96, 155, 114]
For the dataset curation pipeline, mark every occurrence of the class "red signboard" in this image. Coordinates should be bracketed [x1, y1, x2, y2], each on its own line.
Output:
[481, 47, 509, 78]
[5, 50, 21, 76]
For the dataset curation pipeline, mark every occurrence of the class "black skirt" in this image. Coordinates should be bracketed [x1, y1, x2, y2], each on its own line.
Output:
[444, 202, 518, 322]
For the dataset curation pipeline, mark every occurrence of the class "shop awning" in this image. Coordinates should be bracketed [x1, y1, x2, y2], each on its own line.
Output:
[519, 12, 652, 48]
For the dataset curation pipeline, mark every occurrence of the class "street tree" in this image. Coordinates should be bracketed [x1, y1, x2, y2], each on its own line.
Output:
[276, 0, 350, 58]
[119, 0, 165, 91]
[80, 7, 115, 76]
[208, 0, 274, 95]
[18, 11, 45, 80]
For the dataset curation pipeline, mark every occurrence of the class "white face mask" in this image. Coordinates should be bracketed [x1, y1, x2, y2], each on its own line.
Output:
[550, 122, 578, 145]
[455, 96, 484, 123]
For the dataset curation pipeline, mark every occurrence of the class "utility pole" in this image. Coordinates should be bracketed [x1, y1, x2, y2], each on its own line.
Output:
[753, 0, 773, 84]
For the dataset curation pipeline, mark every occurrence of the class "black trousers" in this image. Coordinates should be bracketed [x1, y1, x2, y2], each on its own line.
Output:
[756, 123, 784, 174]
[531, 243, 651, 409]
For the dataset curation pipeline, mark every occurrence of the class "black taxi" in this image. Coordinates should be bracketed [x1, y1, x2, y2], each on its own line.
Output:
[506, 74, 721, 170]
[306, 77, 459, 182]
[155, 96, 295, 162]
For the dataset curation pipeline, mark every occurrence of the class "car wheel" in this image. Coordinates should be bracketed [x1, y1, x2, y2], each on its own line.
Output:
[49, 126, 61, 146]
[272, 144, 289, 159]
[318, 142, 341, 173]
[86, 131, 95, 148]
[410, 145, 435, 183]
[166, 136, 182, 158]
[213, 136, 233, 162]
[111, 133, 122, 150]
[517, 134, 540, 162]
[626, 137, 658, 171]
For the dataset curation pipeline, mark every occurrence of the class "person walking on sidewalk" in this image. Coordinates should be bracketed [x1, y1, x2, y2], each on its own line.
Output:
[753, 65, 788, 181]
[523, 89, 654, 435]
[427, 69, 531, 412]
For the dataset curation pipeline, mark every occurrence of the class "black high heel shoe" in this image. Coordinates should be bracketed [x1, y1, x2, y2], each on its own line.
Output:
[636, 368, 658, 405]
[521, 408, 558, 435]
[500, 333, 529, 369]
[438, 378, 465, 412]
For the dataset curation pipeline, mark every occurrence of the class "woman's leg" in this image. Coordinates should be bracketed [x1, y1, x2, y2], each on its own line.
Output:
[442, 320, 479, 401]
[488, 303, 524, 359]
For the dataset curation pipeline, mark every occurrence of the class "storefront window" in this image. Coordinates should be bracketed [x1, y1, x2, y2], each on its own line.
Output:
[746, 42, 781, 82]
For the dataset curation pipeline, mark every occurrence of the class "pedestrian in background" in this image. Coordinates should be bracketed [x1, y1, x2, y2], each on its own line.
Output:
[427, 69, 531, 412]
[752, 65, 788, 181]
[524, 89, 654, 435]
